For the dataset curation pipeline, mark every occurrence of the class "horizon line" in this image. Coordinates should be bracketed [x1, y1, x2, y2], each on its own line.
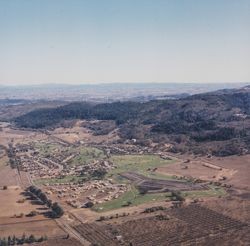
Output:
[1, 81, 249, 87]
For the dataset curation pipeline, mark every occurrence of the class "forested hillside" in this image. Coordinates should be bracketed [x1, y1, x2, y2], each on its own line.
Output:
[14, 86, 250, 156]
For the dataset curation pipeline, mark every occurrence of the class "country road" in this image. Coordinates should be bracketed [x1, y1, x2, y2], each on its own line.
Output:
[56, 217, 91, 246]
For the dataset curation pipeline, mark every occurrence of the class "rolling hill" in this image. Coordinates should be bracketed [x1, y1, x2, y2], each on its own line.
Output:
[14, 86, 250, 156]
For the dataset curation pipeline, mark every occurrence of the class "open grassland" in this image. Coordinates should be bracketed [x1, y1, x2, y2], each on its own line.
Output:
[108, 154, 176, 178]
[182, 185, 226, 198]
[93, 184, 225, 212]
[93, 186, 170, 212]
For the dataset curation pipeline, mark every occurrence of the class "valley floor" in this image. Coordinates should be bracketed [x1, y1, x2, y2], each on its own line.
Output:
[0, 121, 249, 246]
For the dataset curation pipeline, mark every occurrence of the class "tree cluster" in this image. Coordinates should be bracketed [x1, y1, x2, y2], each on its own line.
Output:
[27, 186, 64, 218]
[0, 234, 47, 245]
[170, 191, 185, 201]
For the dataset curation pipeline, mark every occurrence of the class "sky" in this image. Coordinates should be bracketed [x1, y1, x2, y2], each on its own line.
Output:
[0, 0, 249, 85]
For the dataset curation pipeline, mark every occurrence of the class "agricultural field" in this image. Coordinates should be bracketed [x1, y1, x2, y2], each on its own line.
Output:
[71, 204, 249, 246]
[0, 186, 39, 217]
[0, 219, 65, 238]
[207, 154, 250, 189]
[158, 158, 236, 182]
[0, 164, 20, 187]
[38, 238, 82, 246]
[0, 186, 66, 239]
[73, 222, 118, 246]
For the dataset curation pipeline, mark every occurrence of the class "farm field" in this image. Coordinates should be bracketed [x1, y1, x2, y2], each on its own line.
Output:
[204, 196, 250, 223]
[158, 159, 235, 181]
[207, 155, 250, 189]
[0, 186, 41, 217]
[0, 165, 19, 187]
[38, 238, 82, 246]
[71, 204, 249, 246]
[0, 185, 66, 239]
[0, 219, 65, 238]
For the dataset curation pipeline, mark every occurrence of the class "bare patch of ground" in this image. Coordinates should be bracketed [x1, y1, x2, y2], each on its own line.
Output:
[0, 165, 20, 187]
[0, 219, 65, 238]
[203, 155, 250, 190]
[0, 156, 8, 170]
[36, 238, 82, 246]
[0, 186, 43, 217]
[158, 158, 235, 182]
[0, 127, 35, 147]
[50, 120, 120, 144]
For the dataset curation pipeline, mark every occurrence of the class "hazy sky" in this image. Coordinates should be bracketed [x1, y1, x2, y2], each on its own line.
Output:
[0, 0, 249, 85]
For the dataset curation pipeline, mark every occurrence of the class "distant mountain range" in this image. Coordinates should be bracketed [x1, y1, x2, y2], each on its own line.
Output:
[0, 82, 249, 102]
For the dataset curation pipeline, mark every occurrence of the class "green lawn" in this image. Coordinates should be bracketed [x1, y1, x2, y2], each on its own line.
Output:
[93, 186, 172, 212]
[93, 184, 226, 212]
[182, 185, 226, 198]
[108, 154, 176, 178]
